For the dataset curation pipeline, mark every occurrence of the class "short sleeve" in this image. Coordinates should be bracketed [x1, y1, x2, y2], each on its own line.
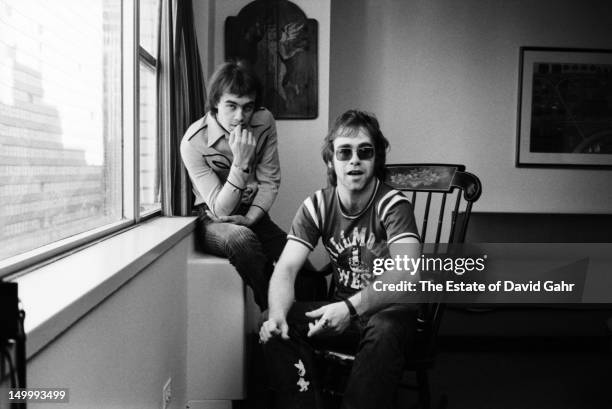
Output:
[287, 195, 322, 251]
[379, 194, 420, 244]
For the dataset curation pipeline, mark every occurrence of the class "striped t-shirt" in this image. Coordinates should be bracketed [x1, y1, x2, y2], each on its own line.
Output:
[288, 180, 420, 300]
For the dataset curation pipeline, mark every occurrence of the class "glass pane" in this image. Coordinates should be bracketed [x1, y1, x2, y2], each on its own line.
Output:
[0, 0, 123, 261]
[139, 61, 160, 214]
[139, 0, 159, 58]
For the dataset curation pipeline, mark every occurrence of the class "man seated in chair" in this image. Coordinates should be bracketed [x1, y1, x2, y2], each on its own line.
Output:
[260, 110, 422, 409]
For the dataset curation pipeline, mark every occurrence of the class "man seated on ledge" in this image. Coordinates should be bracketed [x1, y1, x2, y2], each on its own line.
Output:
[260, 110, 421, 409]
[181, 60, 319, 311]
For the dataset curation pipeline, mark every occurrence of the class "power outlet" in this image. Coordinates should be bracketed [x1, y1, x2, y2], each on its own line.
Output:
[162, 377, 172, 409]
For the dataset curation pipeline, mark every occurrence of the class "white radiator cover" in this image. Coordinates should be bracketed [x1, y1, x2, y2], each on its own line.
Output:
[186, 254, 247, 402]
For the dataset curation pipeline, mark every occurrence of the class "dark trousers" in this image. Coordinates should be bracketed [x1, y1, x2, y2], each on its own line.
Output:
[264, 301, 417, 409]
[198, 210, 325, 310]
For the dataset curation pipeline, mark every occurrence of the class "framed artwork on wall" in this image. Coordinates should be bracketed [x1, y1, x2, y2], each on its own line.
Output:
[516, 47, 612, 168]
[225, 0, 318, 119]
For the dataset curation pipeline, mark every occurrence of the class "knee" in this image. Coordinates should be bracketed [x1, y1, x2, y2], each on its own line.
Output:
[367, 315, 399, 338]
[364, 310, 411, 342]
[224, 225, 259, 255]
[262, 336, 282, 358]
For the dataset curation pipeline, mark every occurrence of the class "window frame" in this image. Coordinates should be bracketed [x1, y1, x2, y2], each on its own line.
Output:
[134, 0, 165, 218]
[0, 0, 163, 279]
[137, 0, 162, 218]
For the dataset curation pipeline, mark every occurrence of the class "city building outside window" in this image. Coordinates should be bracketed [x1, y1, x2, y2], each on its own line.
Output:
[0, 0, 162, 274]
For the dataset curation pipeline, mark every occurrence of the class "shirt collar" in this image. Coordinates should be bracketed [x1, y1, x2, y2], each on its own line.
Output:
[249, 110, 266, 127]
[204, 110, 266, 148]
[205, 113, 227, 147]
[336, 179, 380, 220]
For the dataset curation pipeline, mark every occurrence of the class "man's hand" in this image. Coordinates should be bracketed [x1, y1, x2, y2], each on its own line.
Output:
[217, 214, 252, 226]
[228, 124, 256, 169]
[205, 211, 253, 227]
[305, 302, 351, 338]
[259, 316, 289, 343]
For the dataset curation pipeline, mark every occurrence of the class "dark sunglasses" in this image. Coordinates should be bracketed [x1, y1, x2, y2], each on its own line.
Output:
[335, 145, 375, 161]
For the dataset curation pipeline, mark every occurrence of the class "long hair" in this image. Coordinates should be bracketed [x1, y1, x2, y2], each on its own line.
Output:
[207, 60, 262, 113]
[321, 110, 389, 186]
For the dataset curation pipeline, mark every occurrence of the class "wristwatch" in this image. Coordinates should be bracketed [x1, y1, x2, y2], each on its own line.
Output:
[343, 299, 358, 320]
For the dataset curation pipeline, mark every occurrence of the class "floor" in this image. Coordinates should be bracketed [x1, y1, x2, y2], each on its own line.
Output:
[421, 337, 612, 409]
[239, 335, 612, 409]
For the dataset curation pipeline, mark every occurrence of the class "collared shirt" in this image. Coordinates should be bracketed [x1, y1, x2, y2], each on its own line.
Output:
[180, 108, 280, 215]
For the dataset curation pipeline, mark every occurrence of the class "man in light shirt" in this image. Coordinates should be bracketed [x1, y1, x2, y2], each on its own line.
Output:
[181, 60, 319, 310]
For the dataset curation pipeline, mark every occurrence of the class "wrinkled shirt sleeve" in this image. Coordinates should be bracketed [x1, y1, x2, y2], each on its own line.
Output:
[180, 135, 222, 209]
[250, 114, 281, 213]
[180, 133, 248, 214]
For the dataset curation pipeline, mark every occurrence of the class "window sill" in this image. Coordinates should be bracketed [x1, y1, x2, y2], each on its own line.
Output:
[14, 216, 197, 358]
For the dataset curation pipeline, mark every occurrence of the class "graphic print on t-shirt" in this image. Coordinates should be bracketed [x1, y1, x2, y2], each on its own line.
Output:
[288, 180, 420, 300]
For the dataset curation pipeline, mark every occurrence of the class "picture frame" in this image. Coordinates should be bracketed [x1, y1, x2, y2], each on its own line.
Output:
[225, 0, 318, 119]
[516, 47, 612, 168]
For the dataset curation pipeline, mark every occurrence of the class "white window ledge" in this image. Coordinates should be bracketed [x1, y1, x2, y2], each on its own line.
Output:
[14, 216, 197, 358]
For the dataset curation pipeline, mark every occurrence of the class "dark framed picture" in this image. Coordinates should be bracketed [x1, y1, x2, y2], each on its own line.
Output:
[516, 47, 612, 168]
[225, 0, 318, 119]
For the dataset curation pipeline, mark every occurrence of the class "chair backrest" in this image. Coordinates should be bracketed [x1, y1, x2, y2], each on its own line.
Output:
[384, 163, 482, 244]
[384, 163, 482, 360]
[316, 163, 482, 391]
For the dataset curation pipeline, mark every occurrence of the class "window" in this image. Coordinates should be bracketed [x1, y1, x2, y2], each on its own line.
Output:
[139, 0, 161, 215]
[0, 0, 162, 275]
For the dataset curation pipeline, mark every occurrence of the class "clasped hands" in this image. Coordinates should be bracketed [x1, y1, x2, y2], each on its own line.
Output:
[259, 301, 351, 344]
[205, 210, 253, 227]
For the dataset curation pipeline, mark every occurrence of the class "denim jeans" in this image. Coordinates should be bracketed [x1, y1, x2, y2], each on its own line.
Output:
[198, 209, 325, 310]
[264, 301, 417, 409]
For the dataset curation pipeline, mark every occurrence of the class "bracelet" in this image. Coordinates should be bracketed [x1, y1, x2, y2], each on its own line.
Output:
[251, 204, 267, 214]
[226, 179, 245, 191]
[343, 299, 358, 319]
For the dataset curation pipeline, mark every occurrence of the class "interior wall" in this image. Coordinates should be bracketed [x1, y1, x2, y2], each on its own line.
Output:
[193, 0, 331, 237]
[192, 0, 214, 79]
[26, 238, 190, 409]
[330, 0, 612, 214]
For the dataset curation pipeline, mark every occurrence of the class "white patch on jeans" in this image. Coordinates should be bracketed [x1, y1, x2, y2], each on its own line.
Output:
[297, 377, 310, 392]
[294, 360, 308, 392]
[294, 359, 306, 377]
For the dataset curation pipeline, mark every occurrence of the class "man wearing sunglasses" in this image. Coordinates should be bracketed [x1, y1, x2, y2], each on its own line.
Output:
[260, 110, 421, 409]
